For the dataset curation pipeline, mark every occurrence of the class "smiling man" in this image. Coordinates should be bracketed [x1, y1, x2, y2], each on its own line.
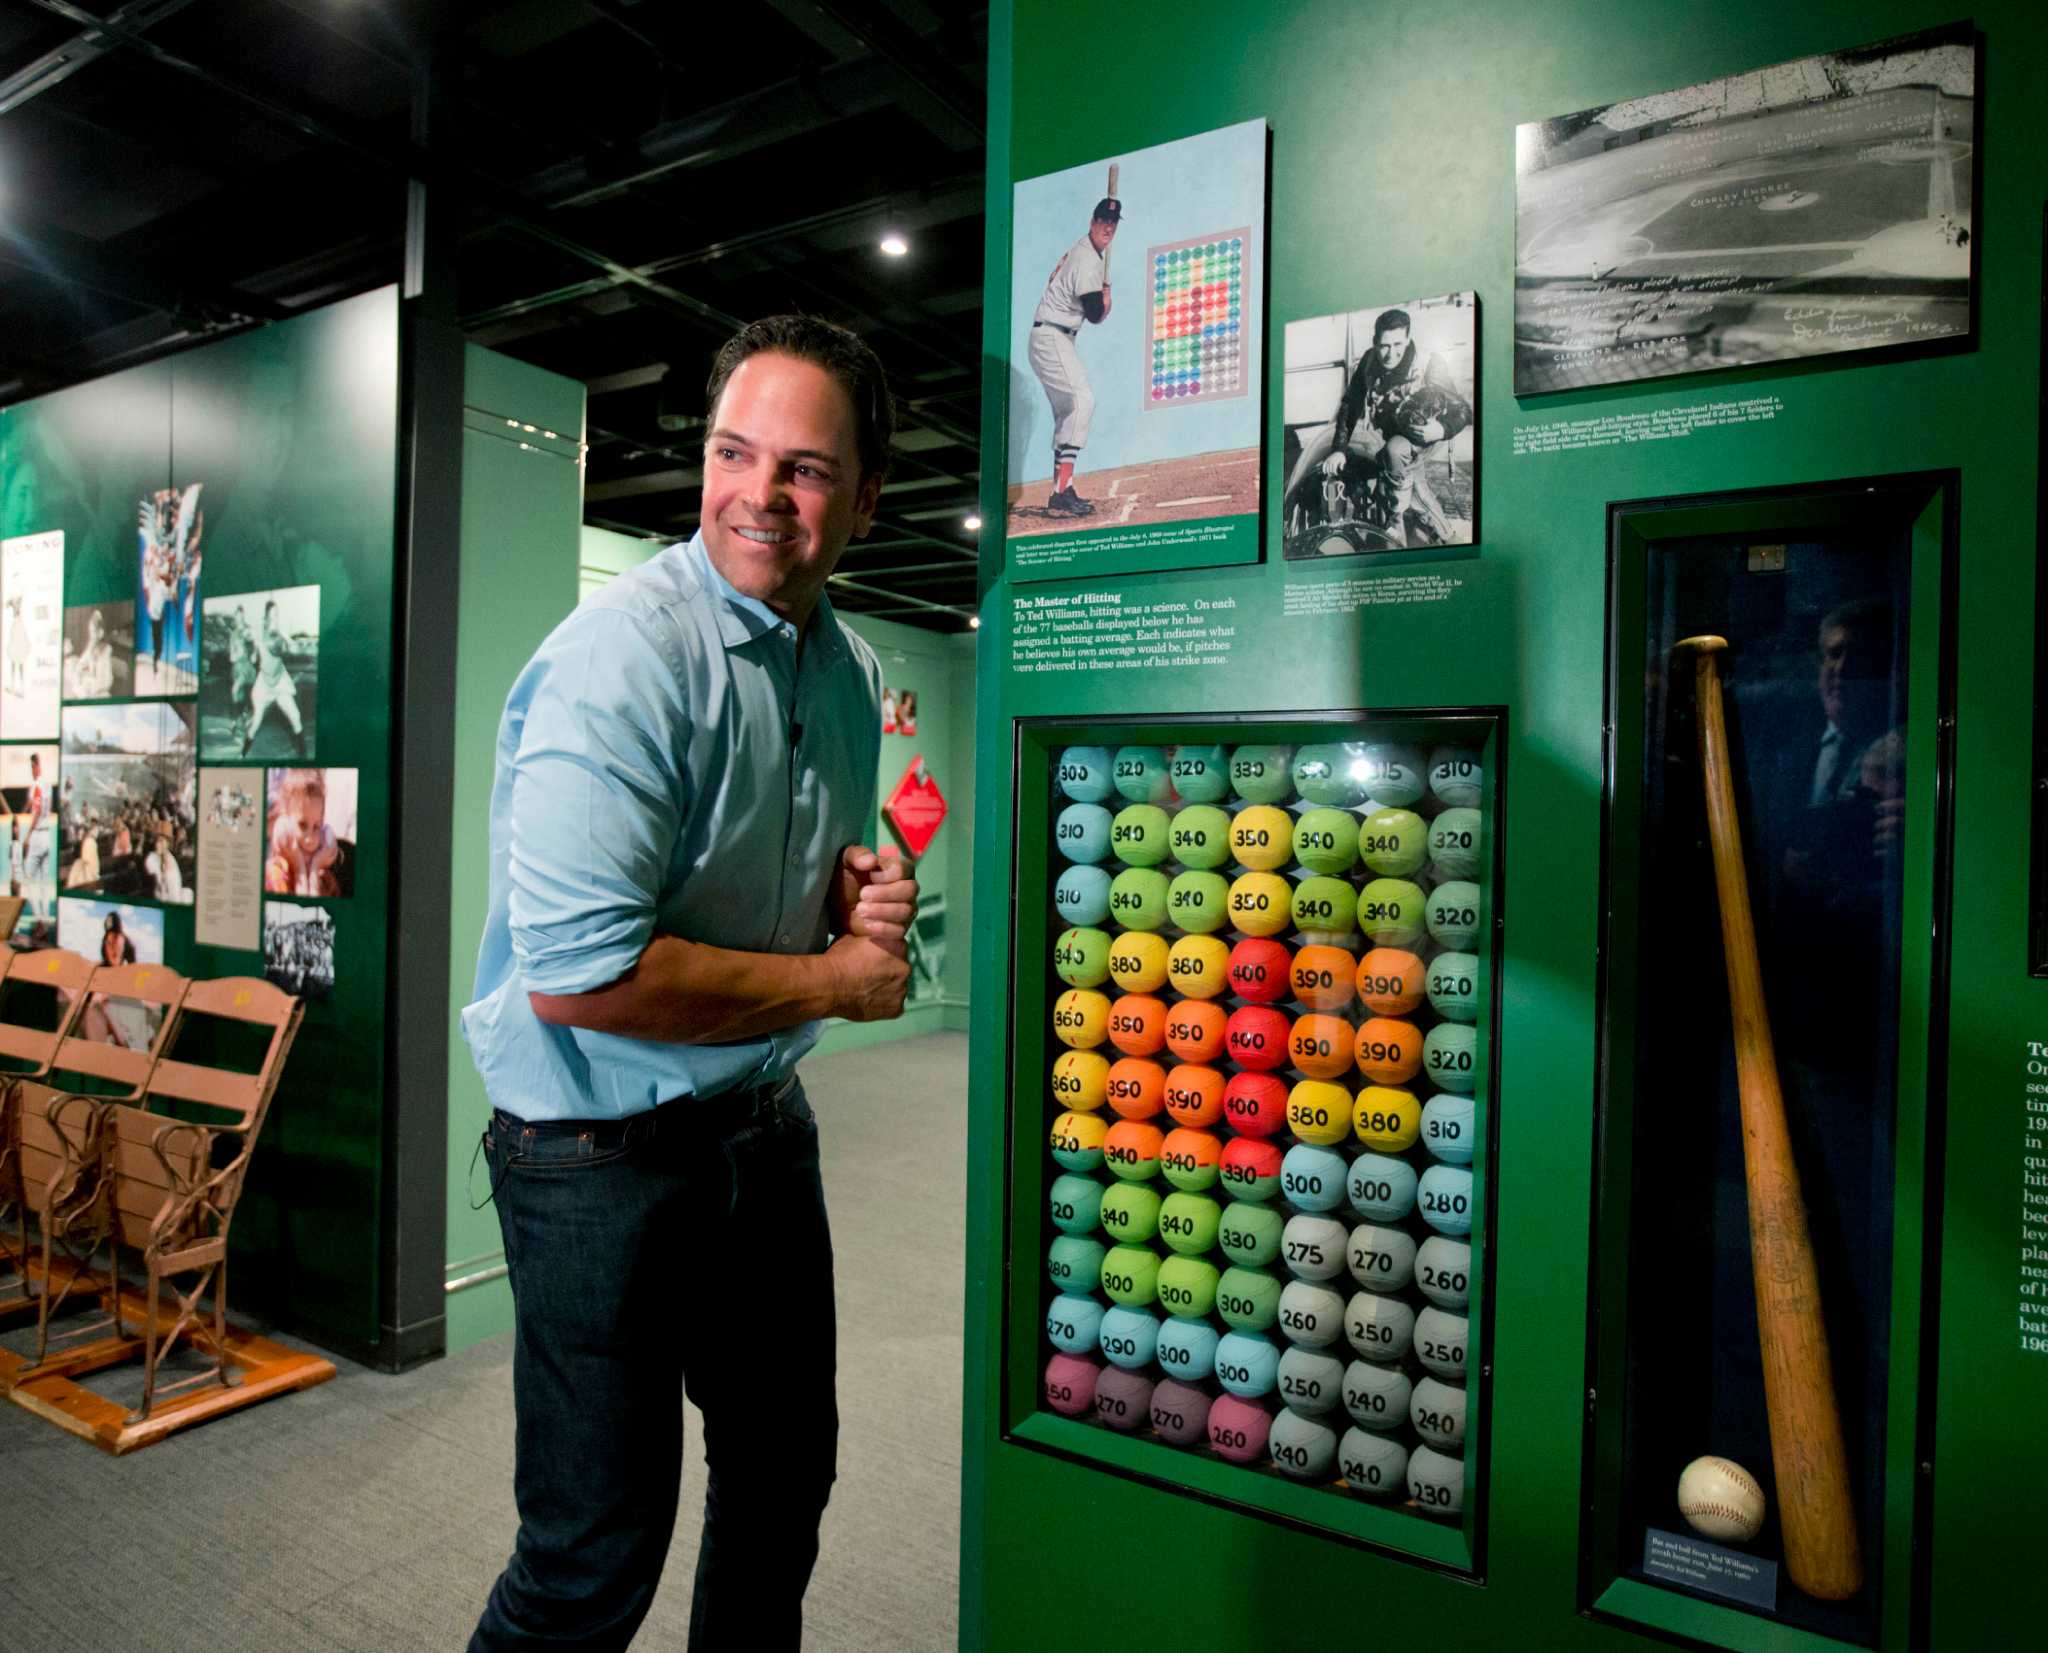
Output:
[463, 315, 918, 1651]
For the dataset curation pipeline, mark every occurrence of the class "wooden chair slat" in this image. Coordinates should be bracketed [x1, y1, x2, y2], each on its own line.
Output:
[49, 1040, 158, 1087]
[82, 965, 188, 1008]
[178, 975, 294, 1023]
[146, 1059, 261, 1117]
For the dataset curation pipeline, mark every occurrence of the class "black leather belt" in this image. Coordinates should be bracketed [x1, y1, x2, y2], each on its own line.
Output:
[492, 1073, 799, 1150]
[1033, 320, 1078, 337]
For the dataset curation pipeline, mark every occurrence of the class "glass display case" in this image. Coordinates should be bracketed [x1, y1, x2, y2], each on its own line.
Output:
[1004, 713, 1502, 1570]
[1589, 478, 1954, 1649]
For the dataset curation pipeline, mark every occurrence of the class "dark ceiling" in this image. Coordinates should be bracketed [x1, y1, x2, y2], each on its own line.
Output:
[0, 0, 989, 629]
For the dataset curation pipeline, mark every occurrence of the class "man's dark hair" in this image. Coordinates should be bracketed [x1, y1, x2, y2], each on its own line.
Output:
[1373, 308, 1412, 342]
[705, 315, 896, 479]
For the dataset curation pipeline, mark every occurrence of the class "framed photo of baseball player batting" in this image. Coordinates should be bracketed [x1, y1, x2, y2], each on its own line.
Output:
[1005, 118, 1267, 582]
[1513, 23, 1977, 394]
[1282, 294, 1477, 560]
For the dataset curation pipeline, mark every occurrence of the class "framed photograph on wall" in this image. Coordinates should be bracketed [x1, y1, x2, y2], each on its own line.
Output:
[1513, 23, 1976, 395]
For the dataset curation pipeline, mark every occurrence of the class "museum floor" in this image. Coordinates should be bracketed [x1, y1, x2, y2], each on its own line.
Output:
[0, 1032, 968, 1652]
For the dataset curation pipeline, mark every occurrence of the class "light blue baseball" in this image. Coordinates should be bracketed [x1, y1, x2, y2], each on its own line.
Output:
[1423, 1022, 1478, 1094]
[1291, 742, 1371, 808]
[1420, 1094, 1477, 1165]
[1346, 1153, 1418, 1222]
[1427, 807, 1484, 880]
[1053, 864, 1112, 927]
[1426, 952, 1482, 1023]
[1276, 1344, 1347, 1416]
[1045, 1292, 1105, 1355]
[1153, 1314, 1221, 1383]
[1214, 1330, 1280, 1398]
[1056, 745, 1114, 803]
[1359, 743, 1424, 808]
[1268, 1408, 1340, 1481]
[1168, 743, 1232, 803]
[1096, 1304, 1161, 1371]
[1418, 1164, 1476, 1236]
[1427, 743, 1484, 809]
[1054, 803, 1113, 864]
[1047, 1235, 1106, 1293]
[1048, 1172, 1106, 1236]
[1425, 880, 1483, 951]
[1112, 745, 1172, 804]
[1279, 1143, 1348, 1213]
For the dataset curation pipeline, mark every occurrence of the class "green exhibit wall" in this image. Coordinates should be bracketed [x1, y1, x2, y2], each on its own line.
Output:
[0, 289, 400, 1352]
[963, 2, 2046, 1649]
[441, 345, 587, 1354]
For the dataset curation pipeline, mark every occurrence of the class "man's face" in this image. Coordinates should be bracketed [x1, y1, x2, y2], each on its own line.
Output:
[700, 352, 880, 626]
[1089, 217, 1117, 254]
[1817, 622, 1852, 725]
[1374, 326, 1410, 370]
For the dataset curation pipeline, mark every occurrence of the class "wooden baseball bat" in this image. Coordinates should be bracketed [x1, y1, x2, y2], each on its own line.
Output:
[1104, 164, 1118, 281]
[1677, 634, 1863, 1601]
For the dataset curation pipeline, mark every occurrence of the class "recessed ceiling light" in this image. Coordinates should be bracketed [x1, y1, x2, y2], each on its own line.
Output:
[879, 232, 910, 257]
[964, 514, 982, 531]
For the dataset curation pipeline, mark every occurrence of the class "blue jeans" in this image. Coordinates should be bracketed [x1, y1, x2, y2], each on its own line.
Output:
[469, 1079, 837, 1651]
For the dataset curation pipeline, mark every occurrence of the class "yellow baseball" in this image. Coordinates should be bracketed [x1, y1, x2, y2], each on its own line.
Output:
[1676, 1455, 1765, 1544]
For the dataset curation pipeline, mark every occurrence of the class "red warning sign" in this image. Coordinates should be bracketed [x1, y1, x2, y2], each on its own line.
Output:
[884, 756, 948, 859]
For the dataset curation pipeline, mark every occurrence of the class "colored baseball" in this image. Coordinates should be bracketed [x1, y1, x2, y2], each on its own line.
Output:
[1359, 743, 1424, 808]
[1111, 745, 1171, 804]
[1413, 1306, 1470, 1380]
[1277, 1345, 1347, 1416]
[1292, 743, 1370, 808]
[1053, 864, 1111, 927]
[1276, 1279, 1347, 1348]
[1047, 1172, 1105, 1236]
[1422, 1022, 1478, 1094]
[1154, 1318, 1220, 1384]
[1427, 743, 1484, 809]
[1357, 878, 1427, 948]
[1227, 803, 1294, 870]
[1050, 1048, 1109, 1112]
[1418, 1164, 1475, 1235]
[1099, 1180, 1163, 1245]
[1104, 1056, 1166, 1120]
[1425, 880, 1482, 951]
[1217, 1198, 1284, 1267]
[1279, 1211, 1350, 1282]
[1342, 1358, 1413, 1432]
[1162, 1062, 1226, 1127]
[1344, 1290, 1416, 1363]
[1157, 1191, 1223, 1256]
[1677, 1456, 1767, 1544]
[1426, 952, 1481, 1023]
[1224, 936, 1292, 1003]
[1292, 807, 1360, 875]
[1168, 803, 1233, 870]
[1285, 1077, 1353, 1143]
[1155, 1254, 1221, 1319]
[1097, 1304, 1161, 1370]
[1415, 1237, 1472, 1309]
[1106, 929, 1169, 993]
[1148, 1377, 1214, 1444]
[1420, 1093, 1476, 1164]
[1049, 1109, 1108, 1172]
[1427, 807, 1484, 880]
[1046, 1234, 1106, 1293]
[1287, 1019, 1355, 1085]
[1051, 988, 1110, 1050]
[1338, 1426, 1410, 1495]
[1107, 866, 1171, 931]
[1268, 1408, 1340, 1482]
[1213, 1331, 1280, 1397]
[1092, 1364, 1154, 1432]
[1218, 1135, 1284, 1202]
[1055, 745, 1113, 804]
[1158, 1125, 1222, 1193]
[1289, 944, 1357, 1012]
[1224, 1004, 1290, 1071]
[1352, 1018, 1423, 1087]
[1278, 1143, 1348, 1213]
[1054, 802, 1113, 864]
[1098, 1244, 1163, 1310]
[1165, 933, 1231, 998]
[1206, 1393, 1273, 1463]
[1220, 1069, 1289, 1137]
[1102, 1119, 1164, 1182]
[1346, 1222, 1418, 1293]
[1054, 925, 1113, 989]
[1046, 1292, 1106, 1356]
[1346, 1152, 1419, 1222]
[1407, 1445, 1465, 1518]
[1215, 1267, 1283, 1333]
[1168, 743, 1232, 804]
[1166, 869, 1230, 933]
[1290, 875, 1358, 942]
[1043, 1353, 1100, 1417]
[1351, 1083, 1421, 1153]
[1410, 1376, 1468, 1452]
[1111, 803, 1171, 867]
[1354, 947, 1426, 1015]
[1105, 994, 1167, 1058]
[1225, 871, 1292, 937]
[1228, 744, 1296, 804]
[1163, 999, 1228, 1064]
[1358, 807, 1428, 877]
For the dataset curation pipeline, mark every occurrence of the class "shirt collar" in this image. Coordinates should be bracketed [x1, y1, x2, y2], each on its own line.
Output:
[679, 531, 844, 663]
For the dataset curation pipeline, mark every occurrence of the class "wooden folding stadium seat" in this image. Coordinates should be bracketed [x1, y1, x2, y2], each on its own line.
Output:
[115, 974, 303, 1421]
[0, 946, 98, 1330]
[24, 961, 190, 1368]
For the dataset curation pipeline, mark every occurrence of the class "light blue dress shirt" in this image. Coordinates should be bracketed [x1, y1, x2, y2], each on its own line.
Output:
[461, 532, 883, 1121]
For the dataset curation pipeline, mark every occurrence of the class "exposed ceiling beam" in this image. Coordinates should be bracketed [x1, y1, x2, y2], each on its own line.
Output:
[585, 363, 671, 395]
[0, 210, 288, 327]
[585, 466, 701, 503]
[0, 0, 197, 113]
[762, 0, 982, 146]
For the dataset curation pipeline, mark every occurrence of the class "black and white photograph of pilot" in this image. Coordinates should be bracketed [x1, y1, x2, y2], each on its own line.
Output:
[1513, 23, 1974, 392]
[1281, 293, 1475, 559]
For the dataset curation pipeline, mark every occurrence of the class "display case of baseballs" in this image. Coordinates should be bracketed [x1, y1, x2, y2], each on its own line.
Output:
[1585, 501, 1949, 1649]
[1011, 713, 1500, 1569]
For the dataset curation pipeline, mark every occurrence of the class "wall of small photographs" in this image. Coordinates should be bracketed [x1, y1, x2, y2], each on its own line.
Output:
[0, 288, 399, 1350]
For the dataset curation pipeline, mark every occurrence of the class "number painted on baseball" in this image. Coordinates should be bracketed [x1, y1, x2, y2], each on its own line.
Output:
[1677, 1455, 1765, 1544]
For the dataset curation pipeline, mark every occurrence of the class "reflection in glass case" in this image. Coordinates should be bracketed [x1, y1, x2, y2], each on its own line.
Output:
[1593, 484, 1952, 1650]
[1015, 715, 1499, 1562]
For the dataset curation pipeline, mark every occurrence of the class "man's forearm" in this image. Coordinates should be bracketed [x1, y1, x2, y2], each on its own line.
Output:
[529, 933, 844, 1044]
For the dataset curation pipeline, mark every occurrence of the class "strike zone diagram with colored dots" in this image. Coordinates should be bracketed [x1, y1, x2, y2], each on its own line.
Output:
[1146, 230, 1250, 409]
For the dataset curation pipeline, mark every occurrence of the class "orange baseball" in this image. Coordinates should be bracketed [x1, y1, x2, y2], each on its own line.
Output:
[1163, 998, 1229, 1064]
[1105, 1057, 1167, 1121]
[1289, 944, 1357, 1012]
[1105, 993, 1168, 1058]
[1161, 1063, 1226, 1127]
[1288, 1012, 1355, 1081]
[1354, 948, 1426, 1016]
[1353, 1016, 1424, 1085]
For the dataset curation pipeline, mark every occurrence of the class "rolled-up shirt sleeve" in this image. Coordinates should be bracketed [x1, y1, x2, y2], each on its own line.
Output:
[507, 608, 689, 997]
